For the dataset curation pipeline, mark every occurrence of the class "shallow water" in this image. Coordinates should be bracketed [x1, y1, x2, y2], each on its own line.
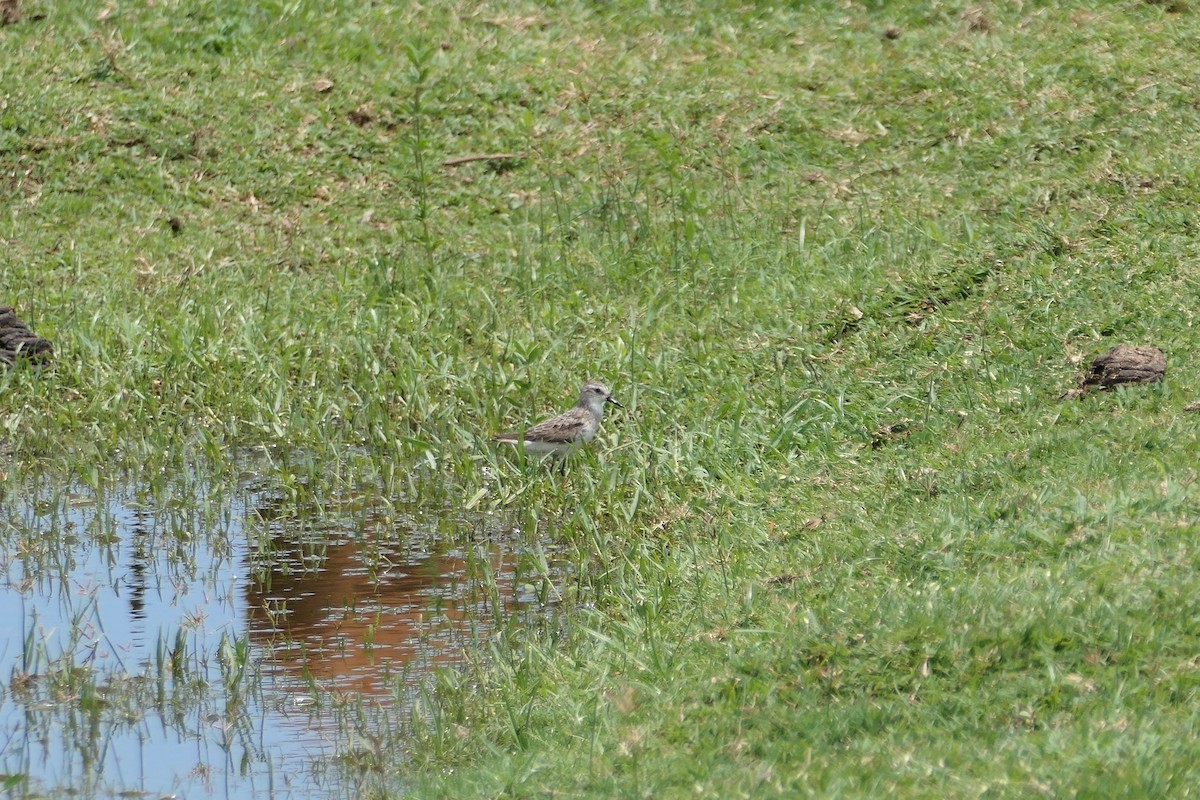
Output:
[0, 458, 561, 798]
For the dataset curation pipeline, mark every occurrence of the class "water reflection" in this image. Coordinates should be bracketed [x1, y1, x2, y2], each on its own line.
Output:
[0, 464, 559, 799]
[244, 493, 537, 696]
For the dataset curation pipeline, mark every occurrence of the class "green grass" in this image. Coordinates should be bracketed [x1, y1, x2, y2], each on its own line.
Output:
[4, 0, 1200, 797]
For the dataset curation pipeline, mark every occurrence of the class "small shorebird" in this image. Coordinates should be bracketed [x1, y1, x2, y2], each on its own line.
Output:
[494, 381, 623, 458]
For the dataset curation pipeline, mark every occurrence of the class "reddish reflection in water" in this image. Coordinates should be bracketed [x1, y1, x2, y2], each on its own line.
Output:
[243, 497, 545, 696]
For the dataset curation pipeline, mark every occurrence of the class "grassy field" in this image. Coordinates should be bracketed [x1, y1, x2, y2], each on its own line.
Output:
[4, 0, 1200, 797]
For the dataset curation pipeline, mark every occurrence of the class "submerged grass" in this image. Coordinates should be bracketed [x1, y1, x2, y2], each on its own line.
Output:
[4, 0, 1200, 796]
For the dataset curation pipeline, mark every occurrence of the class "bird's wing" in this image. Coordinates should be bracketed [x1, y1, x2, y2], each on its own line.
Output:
[507, 409, 588, 443]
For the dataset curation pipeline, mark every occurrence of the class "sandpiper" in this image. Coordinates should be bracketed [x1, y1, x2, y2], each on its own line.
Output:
[494, 380, 623, 457]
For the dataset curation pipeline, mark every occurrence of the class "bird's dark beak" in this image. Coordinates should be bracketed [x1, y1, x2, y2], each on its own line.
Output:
[606, 396, 624, 409]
